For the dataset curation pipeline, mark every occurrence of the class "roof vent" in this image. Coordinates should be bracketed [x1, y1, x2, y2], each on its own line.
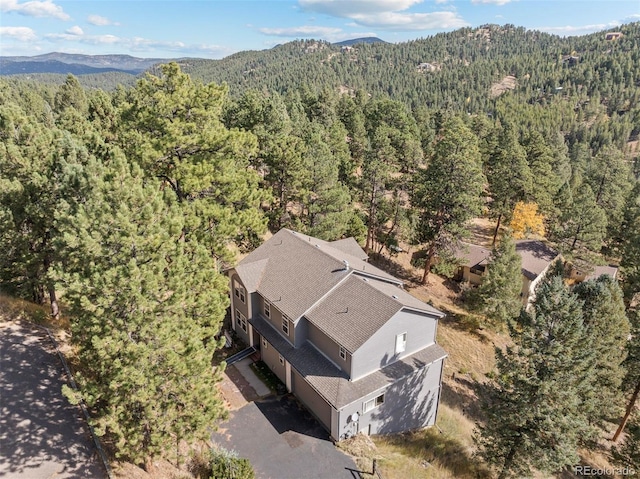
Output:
[315, 244, 320, 248]
[362, 277, 369, 282]
[343, 260, 350, 271]
[392, 295, 399, 299]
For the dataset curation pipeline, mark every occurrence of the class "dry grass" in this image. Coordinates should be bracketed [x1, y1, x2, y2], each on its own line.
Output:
[364, 405, 491, 479]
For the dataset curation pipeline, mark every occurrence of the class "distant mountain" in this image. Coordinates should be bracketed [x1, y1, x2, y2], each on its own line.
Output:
[0, 59, 139, 76]
[333, 37, 387, 47]
[0, 52, 184, 76]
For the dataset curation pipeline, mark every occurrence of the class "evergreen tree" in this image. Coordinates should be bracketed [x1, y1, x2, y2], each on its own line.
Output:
[476, 277, 596, 478]
[612, 415, 640, 470]
[412, 116, 485, 283]
[620, 183, 640, 305]
[555, 182, 607, 252]
[56, 153, 229, 469]
[573, 276, 631, 429]
[613, 308, 640, 443]
[486, 124, 532, 244]
[471, 235, 523, 324]
[119, 63, 266, 263]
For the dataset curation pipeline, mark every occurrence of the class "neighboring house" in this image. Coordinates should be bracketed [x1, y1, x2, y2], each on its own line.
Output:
[454, 240, 560, 304]
[515, 240, 560, 304]
[228, 229, 447, 441]
[453, 242, 492, 285]
[605, 32, 623, 40]
[569, 263, 619, 283]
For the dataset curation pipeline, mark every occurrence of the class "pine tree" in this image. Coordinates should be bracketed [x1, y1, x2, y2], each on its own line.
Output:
[620, 184, 640, 305]
[119, 63, 267, 263]
[471, 235, 523, 324]
[573, 275, 631, 429]
[556, 182, 607, 252]
[486, 124, 532, 244]
[412, 116, 485, 283]
[56, 153, 229, 469]
[476, 277, 597, 478]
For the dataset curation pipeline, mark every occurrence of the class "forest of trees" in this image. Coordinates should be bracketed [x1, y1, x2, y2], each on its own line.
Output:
[1, 22, 639, 477]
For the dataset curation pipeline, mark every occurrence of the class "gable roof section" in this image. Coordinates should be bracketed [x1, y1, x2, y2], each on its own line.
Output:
[453, 242, 492, 268]
[516, 240, 559, 280]
[304, 275, 403, 352]
[328, 238, 369, 261]
[585, 264, 619, 281]
[305, 275, 444, 352]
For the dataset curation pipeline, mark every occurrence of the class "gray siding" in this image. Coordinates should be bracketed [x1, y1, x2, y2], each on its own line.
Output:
[294, 317, 309, 347]
[229, 272, 251, 345]
[292, 369, 332, 431]
[337, 358, 444, 438]
[307, 322, 351, 375]
[351, 309, 437, 380]
[261, 337, 287, 385]
[257, 295, 293, 345]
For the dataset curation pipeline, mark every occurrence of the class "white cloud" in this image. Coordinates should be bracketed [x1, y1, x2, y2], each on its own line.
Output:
[42, 30, 230, 58]
[0, 26, 37, 41]
[258, 25, 343, 37]
[537, 21, 621, 36]
[434, 0, 449, 3]
[350, 11, 468, 30]
[471, 0, 512, 5]
[65, 25, 83, 35]
[297, 0, 466, 31]
[46, 32, 120, 44]
[0, 0, 69, 20]
[87, 14, 119, 26]
[300, 0, 423, 16]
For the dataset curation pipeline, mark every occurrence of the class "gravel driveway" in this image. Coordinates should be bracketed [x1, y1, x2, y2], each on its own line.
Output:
[0, 321, 106, 479]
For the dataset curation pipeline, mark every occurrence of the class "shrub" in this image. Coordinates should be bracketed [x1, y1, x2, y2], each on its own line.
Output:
[193, 447, 255, 479]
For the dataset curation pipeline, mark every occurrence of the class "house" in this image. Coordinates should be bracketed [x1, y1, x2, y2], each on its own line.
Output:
[605, 32, 623, 41]
[569, 263, 619, 283]
[515, 240, 560, 304]
[454, 240, 560, 304]
[453, 242, 492, 285]
[228, 229, 447, 440]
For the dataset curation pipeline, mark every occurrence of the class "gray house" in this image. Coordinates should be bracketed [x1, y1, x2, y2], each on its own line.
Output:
[228, 229, 447, 441]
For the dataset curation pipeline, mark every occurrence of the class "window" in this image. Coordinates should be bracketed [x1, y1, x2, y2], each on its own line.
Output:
[339, 346, 346, 360]
[282, 317, 289, 335]
[363, 394, 385, 413]
[279, 354, 285, 365]
[234, 281, 246, 303]
[470, 265, 486, 276]
[264, 301, 271, 318]
[395, 332, 407, 354]
[262, 337, 268, 349]
[235, 310, 247, 333]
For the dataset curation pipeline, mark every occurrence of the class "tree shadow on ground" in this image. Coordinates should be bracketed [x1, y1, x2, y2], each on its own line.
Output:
[0, 321, 105, 478]
[441, 378, 488, 424]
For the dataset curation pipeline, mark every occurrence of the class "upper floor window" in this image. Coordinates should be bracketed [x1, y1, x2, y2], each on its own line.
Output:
[339, 346, 346, 360]
[395, 332, 407, 354]
[236, 310, 247, 333]
[234, 280, 246, 303]
[363, 393, 385, 413]
[282, 317, 289, 335]
[264, 300, 271, 318]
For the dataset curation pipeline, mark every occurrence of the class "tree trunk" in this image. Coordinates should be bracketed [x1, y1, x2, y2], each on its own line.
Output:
[492, 213, 502, 246]
[612, 379, 640, 442]
[421, 242, 437, 285]
[48, 283, 60, 320]
[498, 439, 521, 479]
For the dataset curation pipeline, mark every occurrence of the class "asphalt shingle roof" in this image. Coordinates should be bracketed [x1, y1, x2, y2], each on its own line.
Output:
[515, 240, 559, 281]
[328, 238, 369, 261]
[453, 242, 492, 267]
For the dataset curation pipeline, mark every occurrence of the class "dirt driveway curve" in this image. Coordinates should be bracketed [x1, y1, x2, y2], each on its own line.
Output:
[0, 321, 105, 479]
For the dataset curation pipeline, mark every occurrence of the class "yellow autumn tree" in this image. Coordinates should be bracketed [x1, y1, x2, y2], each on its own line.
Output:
[510, 201, 545, 239]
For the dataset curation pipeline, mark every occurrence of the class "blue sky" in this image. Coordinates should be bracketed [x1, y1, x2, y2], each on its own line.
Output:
[1, 0, 639, 58]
